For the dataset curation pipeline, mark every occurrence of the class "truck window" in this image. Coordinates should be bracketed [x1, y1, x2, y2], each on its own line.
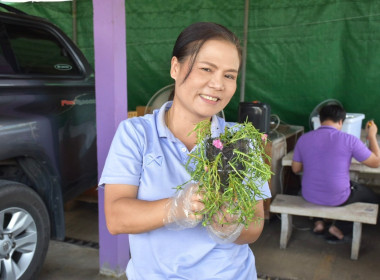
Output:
[0, 46, 14, 74]
[0, 23, 15, 74]
[4, 22, 81, 76]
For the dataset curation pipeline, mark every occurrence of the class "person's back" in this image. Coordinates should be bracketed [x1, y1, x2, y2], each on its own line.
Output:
[294, 126, 370, 206]
[292, 104, 380, 242]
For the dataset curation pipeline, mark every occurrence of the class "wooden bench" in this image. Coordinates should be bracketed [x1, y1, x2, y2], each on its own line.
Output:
[269, 194, 379, 260]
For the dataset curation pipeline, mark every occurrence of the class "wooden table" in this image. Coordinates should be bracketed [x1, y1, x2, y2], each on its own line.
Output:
[281, 150, 380, 182]
[263, 124, 304, 218]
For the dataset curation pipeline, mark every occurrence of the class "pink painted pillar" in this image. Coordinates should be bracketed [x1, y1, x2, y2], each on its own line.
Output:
[93, 0, 129, 277]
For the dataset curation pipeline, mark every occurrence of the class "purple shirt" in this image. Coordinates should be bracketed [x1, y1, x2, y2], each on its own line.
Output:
[293, 125, 371, 206]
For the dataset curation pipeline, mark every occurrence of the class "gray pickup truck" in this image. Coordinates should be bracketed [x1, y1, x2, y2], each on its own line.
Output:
[0, 4, 97, 279]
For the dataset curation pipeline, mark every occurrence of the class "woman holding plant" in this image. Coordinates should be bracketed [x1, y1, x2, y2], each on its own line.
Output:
[99, 22, 271, 280]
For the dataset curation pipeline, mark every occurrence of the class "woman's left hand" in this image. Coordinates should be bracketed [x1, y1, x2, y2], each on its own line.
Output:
[206, 203, 244, 244]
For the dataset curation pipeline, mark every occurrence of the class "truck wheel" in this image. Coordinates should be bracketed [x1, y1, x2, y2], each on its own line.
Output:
[0, 181, 50, 280]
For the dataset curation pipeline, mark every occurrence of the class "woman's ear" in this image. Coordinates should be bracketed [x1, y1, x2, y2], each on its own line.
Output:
[170, 56, 179, 80]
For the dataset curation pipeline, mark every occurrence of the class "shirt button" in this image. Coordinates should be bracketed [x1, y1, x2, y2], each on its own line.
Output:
[181, 147, 187, 152]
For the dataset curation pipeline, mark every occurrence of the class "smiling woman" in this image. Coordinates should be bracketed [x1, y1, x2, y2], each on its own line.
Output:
[168, 38, 240, 139]
[99, 22, 271, 280]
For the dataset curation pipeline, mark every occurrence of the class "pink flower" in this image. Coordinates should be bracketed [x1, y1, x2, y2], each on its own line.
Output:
[212, 139, 223, 150]
[261, 134, 268, 142]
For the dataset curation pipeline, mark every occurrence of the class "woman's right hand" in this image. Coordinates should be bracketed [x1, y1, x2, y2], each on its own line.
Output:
[163, 183, 205, 230]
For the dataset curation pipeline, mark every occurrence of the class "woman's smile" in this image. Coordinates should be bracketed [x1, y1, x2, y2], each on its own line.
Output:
[199, 94, 220, 103]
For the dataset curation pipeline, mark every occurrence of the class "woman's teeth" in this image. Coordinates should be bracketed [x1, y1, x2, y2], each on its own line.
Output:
[201, 94, 218, 101]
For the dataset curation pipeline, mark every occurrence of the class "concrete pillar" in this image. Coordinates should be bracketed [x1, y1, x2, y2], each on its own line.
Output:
[93, 0, 129, 277]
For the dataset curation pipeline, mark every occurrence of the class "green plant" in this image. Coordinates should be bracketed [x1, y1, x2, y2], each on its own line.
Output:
[179, 120, 273, 228]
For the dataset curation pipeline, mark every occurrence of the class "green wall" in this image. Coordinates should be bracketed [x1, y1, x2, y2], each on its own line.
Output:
[8, 0, 380, 130]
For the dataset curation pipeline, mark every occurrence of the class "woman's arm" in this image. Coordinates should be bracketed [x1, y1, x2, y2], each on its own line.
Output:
[235, 200, 265, 244]
[104, 184, 169, 234]
[104, 183, 205, 235]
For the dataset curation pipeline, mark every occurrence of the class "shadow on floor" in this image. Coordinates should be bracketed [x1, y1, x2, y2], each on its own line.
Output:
[253, 215, 380, 280]
[40, 201, 380, 280]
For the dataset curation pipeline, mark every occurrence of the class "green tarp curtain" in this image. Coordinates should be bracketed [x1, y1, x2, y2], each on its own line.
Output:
[8, 0, 380, 130]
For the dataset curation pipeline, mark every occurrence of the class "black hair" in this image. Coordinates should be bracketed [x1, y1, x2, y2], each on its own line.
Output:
[319, 104, 346, 123]
[172, 22, 242, 83]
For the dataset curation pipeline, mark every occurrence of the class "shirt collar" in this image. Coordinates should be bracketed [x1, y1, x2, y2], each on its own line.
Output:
[210, 115, 224, 138]
[156, 101, 172, 138]
[318, 125, 338, 131]
[155, 101, 224, 139]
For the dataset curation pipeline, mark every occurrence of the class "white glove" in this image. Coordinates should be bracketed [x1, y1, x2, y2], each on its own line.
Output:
[163, 182, 204, 230]
[206, 203, 244, 244]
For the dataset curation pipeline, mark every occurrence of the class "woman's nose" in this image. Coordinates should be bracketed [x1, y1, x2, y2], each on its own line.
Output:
[208, 74, 224, 90]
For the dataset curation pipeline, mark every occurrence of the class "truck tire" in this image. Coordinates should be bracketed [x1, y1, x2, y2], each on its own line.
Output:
[0, 181, 50, 280]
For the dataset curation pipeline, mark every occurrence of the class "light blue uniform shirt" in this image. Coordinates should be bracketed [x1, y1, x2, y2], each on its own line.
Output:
[99, 101, 271, 280]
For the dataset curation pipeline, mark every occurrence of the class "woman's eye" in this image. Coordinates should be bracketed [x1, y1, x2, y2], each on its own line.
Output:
[225, 74, 236, 80]
[201, 67, 211, 72]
